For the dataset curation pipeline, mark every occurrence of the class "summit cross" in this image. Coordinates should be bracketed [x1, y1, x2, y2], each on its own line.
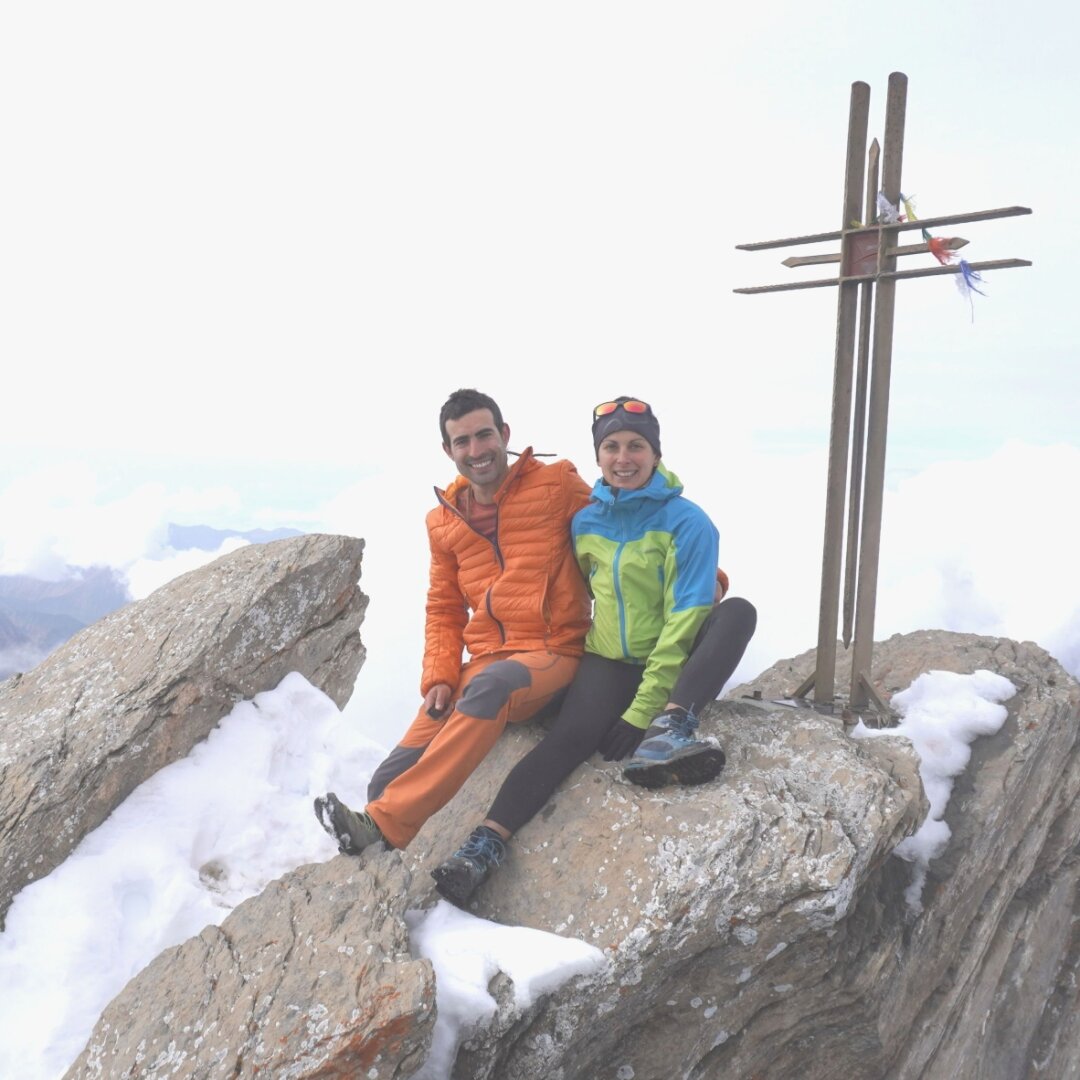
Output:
[735, 71, 1031, 717]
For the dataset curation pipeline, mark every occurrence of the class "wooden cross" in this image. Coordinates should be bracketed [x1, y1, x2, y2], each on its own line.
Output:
[734, 72, 1031, 717]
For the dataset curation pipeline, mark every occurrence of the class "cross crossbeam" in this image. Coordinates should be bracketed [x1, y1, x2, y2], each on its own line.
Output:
[736, 205, 1031, 252]
[735, 257, 1031, 295]
[781, 237, 969, 269]
[734, 72, 1031, 719]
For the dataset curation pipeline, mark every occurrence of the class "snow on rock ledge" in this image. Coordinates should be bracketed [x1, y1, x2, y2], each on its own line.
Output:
[0, 534, 366, 925]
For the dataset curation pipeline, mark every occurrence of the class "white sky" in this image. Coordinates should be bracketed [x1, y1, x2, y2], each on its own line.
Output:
[0, 1, 1071, 476]
[1, 3, 1076, 714]
[0, 667, 1013, 1079]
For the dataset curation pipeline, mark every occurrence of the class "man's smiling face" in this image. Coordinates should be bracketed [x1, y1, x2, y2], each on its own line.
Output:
[443, 408, 511, 502]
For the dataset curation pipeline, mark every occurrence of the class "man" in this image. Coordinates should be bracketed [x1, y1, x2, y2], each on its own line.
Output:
[315, 388, 593, 859]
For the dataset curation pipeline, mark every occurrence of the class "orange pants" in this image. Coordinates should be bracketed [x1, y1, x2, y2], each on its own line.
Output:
[366, 650, 579, 849]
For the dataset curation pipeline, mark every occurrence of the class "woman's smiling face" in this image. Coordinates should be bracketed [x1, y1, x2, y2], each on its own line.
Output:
[597, 430, 659, 491]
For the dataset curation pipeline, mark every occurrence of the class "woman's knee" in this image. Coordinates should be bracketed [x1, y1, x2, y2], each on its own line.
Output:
[720, 596, 758, 638]
[693, 596, 757, 657]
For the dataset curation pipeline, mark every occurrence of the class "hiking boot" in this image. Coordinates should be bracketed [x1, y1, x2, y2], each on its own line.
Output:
[622, 708, 725, 789]
[314, 792, 387, 855]
[431, 826, 507, 907]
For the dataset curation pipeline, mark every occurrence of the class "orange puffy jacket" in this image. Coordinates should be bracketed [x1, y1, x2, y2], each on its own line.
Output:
[421, 448, 593, 695]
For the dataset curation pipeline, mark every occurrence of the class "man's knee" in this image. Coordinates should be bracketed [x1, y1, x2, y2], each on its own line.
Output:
[368, 744, 426, 802]
[455, 659, 532, 720]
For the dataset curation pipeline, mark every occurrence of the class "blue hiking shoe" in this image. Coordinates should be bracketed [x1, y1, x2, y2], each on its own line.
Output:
[432, 826, 507, 907]
[622, 708, 725, 789]
[314, 792, 388, 855]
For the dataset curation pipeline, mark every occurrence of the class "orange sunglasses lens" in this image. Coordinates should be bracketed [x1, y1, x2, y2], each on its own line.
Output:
[593, 399, 650, 419]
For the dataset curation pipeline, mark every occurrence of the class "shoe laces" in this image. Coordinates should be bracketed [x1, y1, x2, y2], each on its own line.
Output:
[457, 828, 506, 868]
[657, 707, 699, 739]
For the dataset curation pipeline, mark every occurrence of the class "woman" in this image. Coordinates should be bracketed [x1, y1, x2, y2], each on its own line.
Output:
[432, 396, 757, 906]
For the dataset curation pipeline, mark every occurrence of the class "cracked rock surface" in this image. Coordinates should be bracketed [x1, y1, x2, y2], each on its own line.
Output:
[397, 630, 1078, 1080]
[0, 534, 366, 925]
[64, 854, 434, 1080]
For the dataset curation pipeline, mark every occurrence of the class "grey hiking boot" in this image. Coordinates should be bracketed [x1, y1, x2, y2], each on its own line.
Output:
[622, 707, 725, 789]
[314, 792, 387, 854]
[431, 826, 507, 907]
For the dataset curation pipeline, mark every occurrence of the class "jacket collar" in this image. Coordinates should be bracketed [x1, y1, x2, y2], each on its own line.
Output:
[436, 446, 537, 507]
[589, 460, 683, 507]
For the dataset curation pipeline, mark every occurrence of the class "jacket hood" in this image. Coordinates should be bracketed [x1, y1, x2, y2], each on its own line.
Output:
[589, 460, 684, 507]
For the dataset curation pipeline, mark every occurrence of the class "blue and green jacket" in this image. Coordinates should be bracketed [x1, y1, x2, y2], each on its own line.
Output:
[572, 462, 720, 730]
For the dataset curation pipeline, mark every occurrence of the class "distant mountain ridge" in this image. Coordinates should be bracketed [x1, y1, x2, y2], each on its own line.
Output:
[0, 525, 306, 679]
[166, 524, 303, 552]
[0, 566, 128, 667]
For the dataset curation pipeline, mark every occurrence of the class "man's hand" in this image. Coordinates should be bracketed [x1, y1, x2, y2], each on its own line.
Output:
[599, 718, 646, 761]
[424, 684, 452, 719]
[716, 568, 730, 603]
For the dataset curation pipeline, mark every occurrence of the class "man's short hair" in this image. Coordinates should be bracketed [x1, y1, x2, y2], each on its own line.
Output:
[439, 389, 505, 446]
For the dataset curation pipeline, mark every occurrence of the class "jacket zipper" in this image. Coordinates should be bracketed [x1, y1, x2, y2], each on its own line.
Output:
[486, 504, 506, 643]
[436, 486, 506, 644]
[612, 541, 631, 659]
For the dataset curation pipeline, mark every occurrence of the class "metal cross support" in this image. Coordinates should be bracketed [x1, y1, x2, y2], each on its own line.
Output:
[734, 72, 1031, 718]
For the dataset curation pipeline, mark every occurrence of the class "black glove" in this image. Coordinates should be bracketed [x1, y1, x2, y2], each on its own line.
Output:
[599, 718, 646, 761]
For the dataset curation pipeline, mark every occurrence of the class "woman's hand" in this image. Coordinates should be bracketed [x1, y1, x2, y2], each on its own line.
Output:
[599, 718, 646, 761]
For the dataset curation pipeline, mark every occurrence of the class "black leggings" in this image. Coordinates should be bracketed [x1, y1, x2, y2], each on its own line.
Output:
[487, 597, 757, 834]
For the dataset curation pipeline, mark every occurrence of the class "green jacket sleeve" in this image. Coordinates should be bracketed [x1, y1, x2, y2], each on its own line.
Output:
[620, 518, 717, 730]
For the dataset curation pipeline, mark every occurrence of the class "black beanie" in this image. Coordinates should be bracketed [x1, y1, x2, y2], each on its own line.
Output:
[592, 397, 662, 458]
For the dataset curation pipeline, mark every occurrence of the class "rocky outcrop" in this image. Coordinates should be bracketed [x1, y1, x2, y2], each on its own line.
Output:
[396, 629, 1076, 1080]
[66, 854, 434, 1080]
[0, 534, 366, 925]
[399, 672, 927, 1079]
[719, 632, 1080, 1079]
[62, 630, 1080, 1079]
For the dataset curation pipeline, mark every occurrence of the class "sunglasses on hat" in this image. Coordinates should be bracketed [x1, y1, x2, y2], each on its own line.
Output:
[593, 399, 652, 420]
